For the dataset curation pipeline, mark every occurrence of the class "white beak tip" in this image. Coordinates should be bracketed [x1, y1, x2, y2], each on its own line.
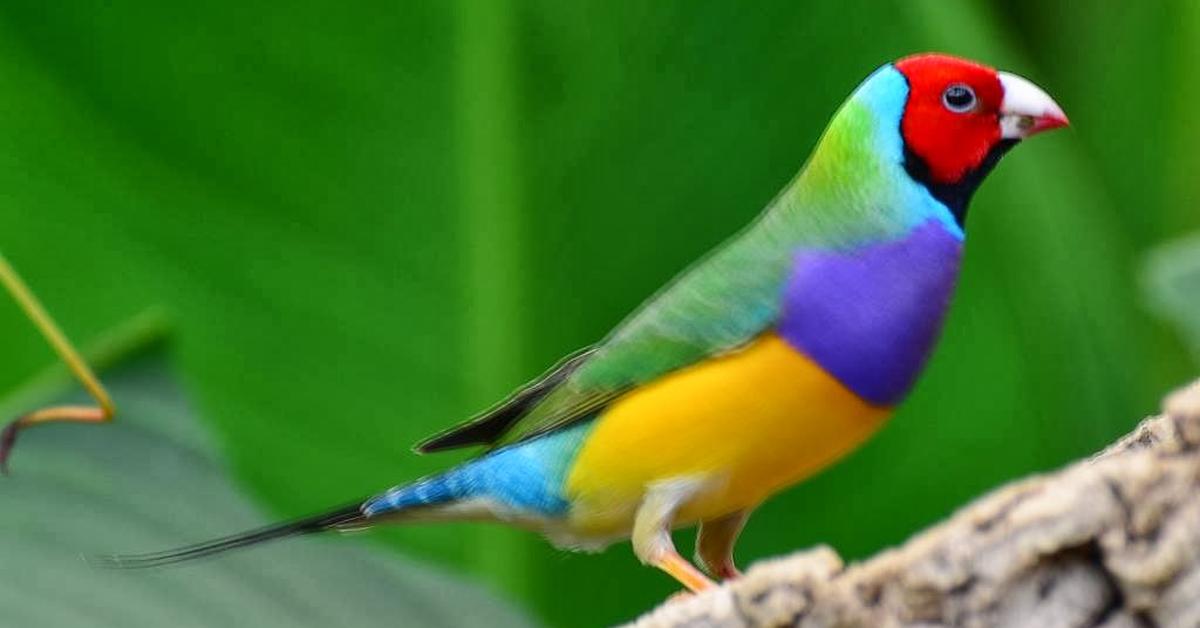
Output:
[998, 71, 1069, 139]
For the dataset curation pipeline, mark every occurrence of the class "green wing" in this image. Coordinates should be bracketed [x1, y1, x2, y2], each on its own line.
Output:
[417, 216, 795, 452]
[414, 346, 596, 452]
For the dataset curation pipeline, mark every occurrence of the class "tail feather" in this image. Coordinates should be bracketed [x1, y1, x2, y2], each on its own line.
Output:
[94, 502, 366, 569]
[94, 425, 586, 569]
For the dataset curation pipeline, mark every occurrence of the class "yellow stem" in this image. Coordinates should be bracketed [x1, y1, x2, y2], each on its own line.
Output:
[0, 251, 114, 419]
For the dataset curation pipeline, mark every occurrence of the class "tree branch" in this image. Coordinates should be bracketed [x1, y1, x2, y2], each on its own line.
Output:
[631, 379, 1200, 628]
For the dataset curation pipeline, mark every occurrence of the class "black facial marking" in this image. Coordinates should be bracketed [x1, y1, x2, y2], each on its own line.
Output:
[903, 139, 1018, 228]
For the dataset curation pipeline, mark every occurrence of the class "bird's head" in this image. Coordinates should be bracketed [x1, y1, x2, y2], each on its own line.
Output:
[890, 53, 1068, 218]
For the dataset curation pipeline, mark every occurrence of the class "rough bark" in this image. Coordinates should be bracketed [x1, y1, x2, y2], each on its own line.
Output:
[629, 379, 1200, 628]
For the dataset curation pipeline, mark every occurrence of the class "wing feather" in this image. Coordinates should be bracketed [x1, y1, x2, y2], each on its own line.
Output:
[413, 346, 596, 452]
[495, 219, 794, 445]
[415, 213, 795, 452]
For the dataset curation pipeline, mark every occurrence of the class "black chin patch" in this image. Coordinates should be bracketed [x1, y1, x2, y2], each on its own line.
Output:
[903, 139, 1018, 228]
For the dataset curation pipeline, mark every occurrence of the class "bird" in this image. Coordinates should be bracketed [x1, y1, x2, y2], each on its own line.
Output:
[101, 53, 1069, 592]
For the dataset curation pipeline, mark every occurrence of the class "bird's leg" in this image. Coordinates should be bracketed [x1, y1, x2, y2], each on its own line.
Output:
[0, 252, 115, 473]
[695, 509, 749, 580]
[632, 477, 715, 593]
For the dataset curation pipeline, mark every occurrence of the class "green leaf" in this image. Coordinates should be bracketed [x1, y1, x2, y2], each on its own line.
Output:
[0, 350, 535, 628]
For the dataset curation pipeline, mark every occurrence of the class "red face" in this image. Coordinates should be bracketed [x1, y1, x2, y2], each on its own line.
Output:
[894, 54, 1006, 185]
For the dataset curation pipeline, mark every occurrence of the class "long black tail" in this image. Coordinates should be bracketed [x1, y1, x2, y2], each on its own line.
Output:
[93, 502, 367, 569]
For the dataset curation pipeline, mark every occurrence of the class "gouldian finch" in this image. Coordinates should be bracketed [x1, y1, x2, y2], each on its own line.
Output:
[105, 53, 1068, 591]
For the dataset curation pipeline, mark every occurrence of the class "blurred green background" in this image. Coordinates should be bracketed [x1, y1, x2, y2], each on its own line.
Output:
[0, 1, 1196, 626]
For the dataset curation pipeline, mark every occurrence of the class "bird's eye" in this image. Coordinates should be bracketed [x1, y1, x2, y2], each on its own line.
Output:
[941, 84, 977, 113]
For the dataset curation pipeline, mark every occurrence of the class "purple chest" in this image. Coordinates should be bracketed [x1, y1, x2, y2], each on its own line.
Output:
[777, 222, 963, 406]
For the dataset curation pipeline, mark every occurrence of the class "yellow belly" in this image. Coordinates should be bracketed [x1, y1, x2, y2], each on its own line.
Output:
[564, 332, 890, 537]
